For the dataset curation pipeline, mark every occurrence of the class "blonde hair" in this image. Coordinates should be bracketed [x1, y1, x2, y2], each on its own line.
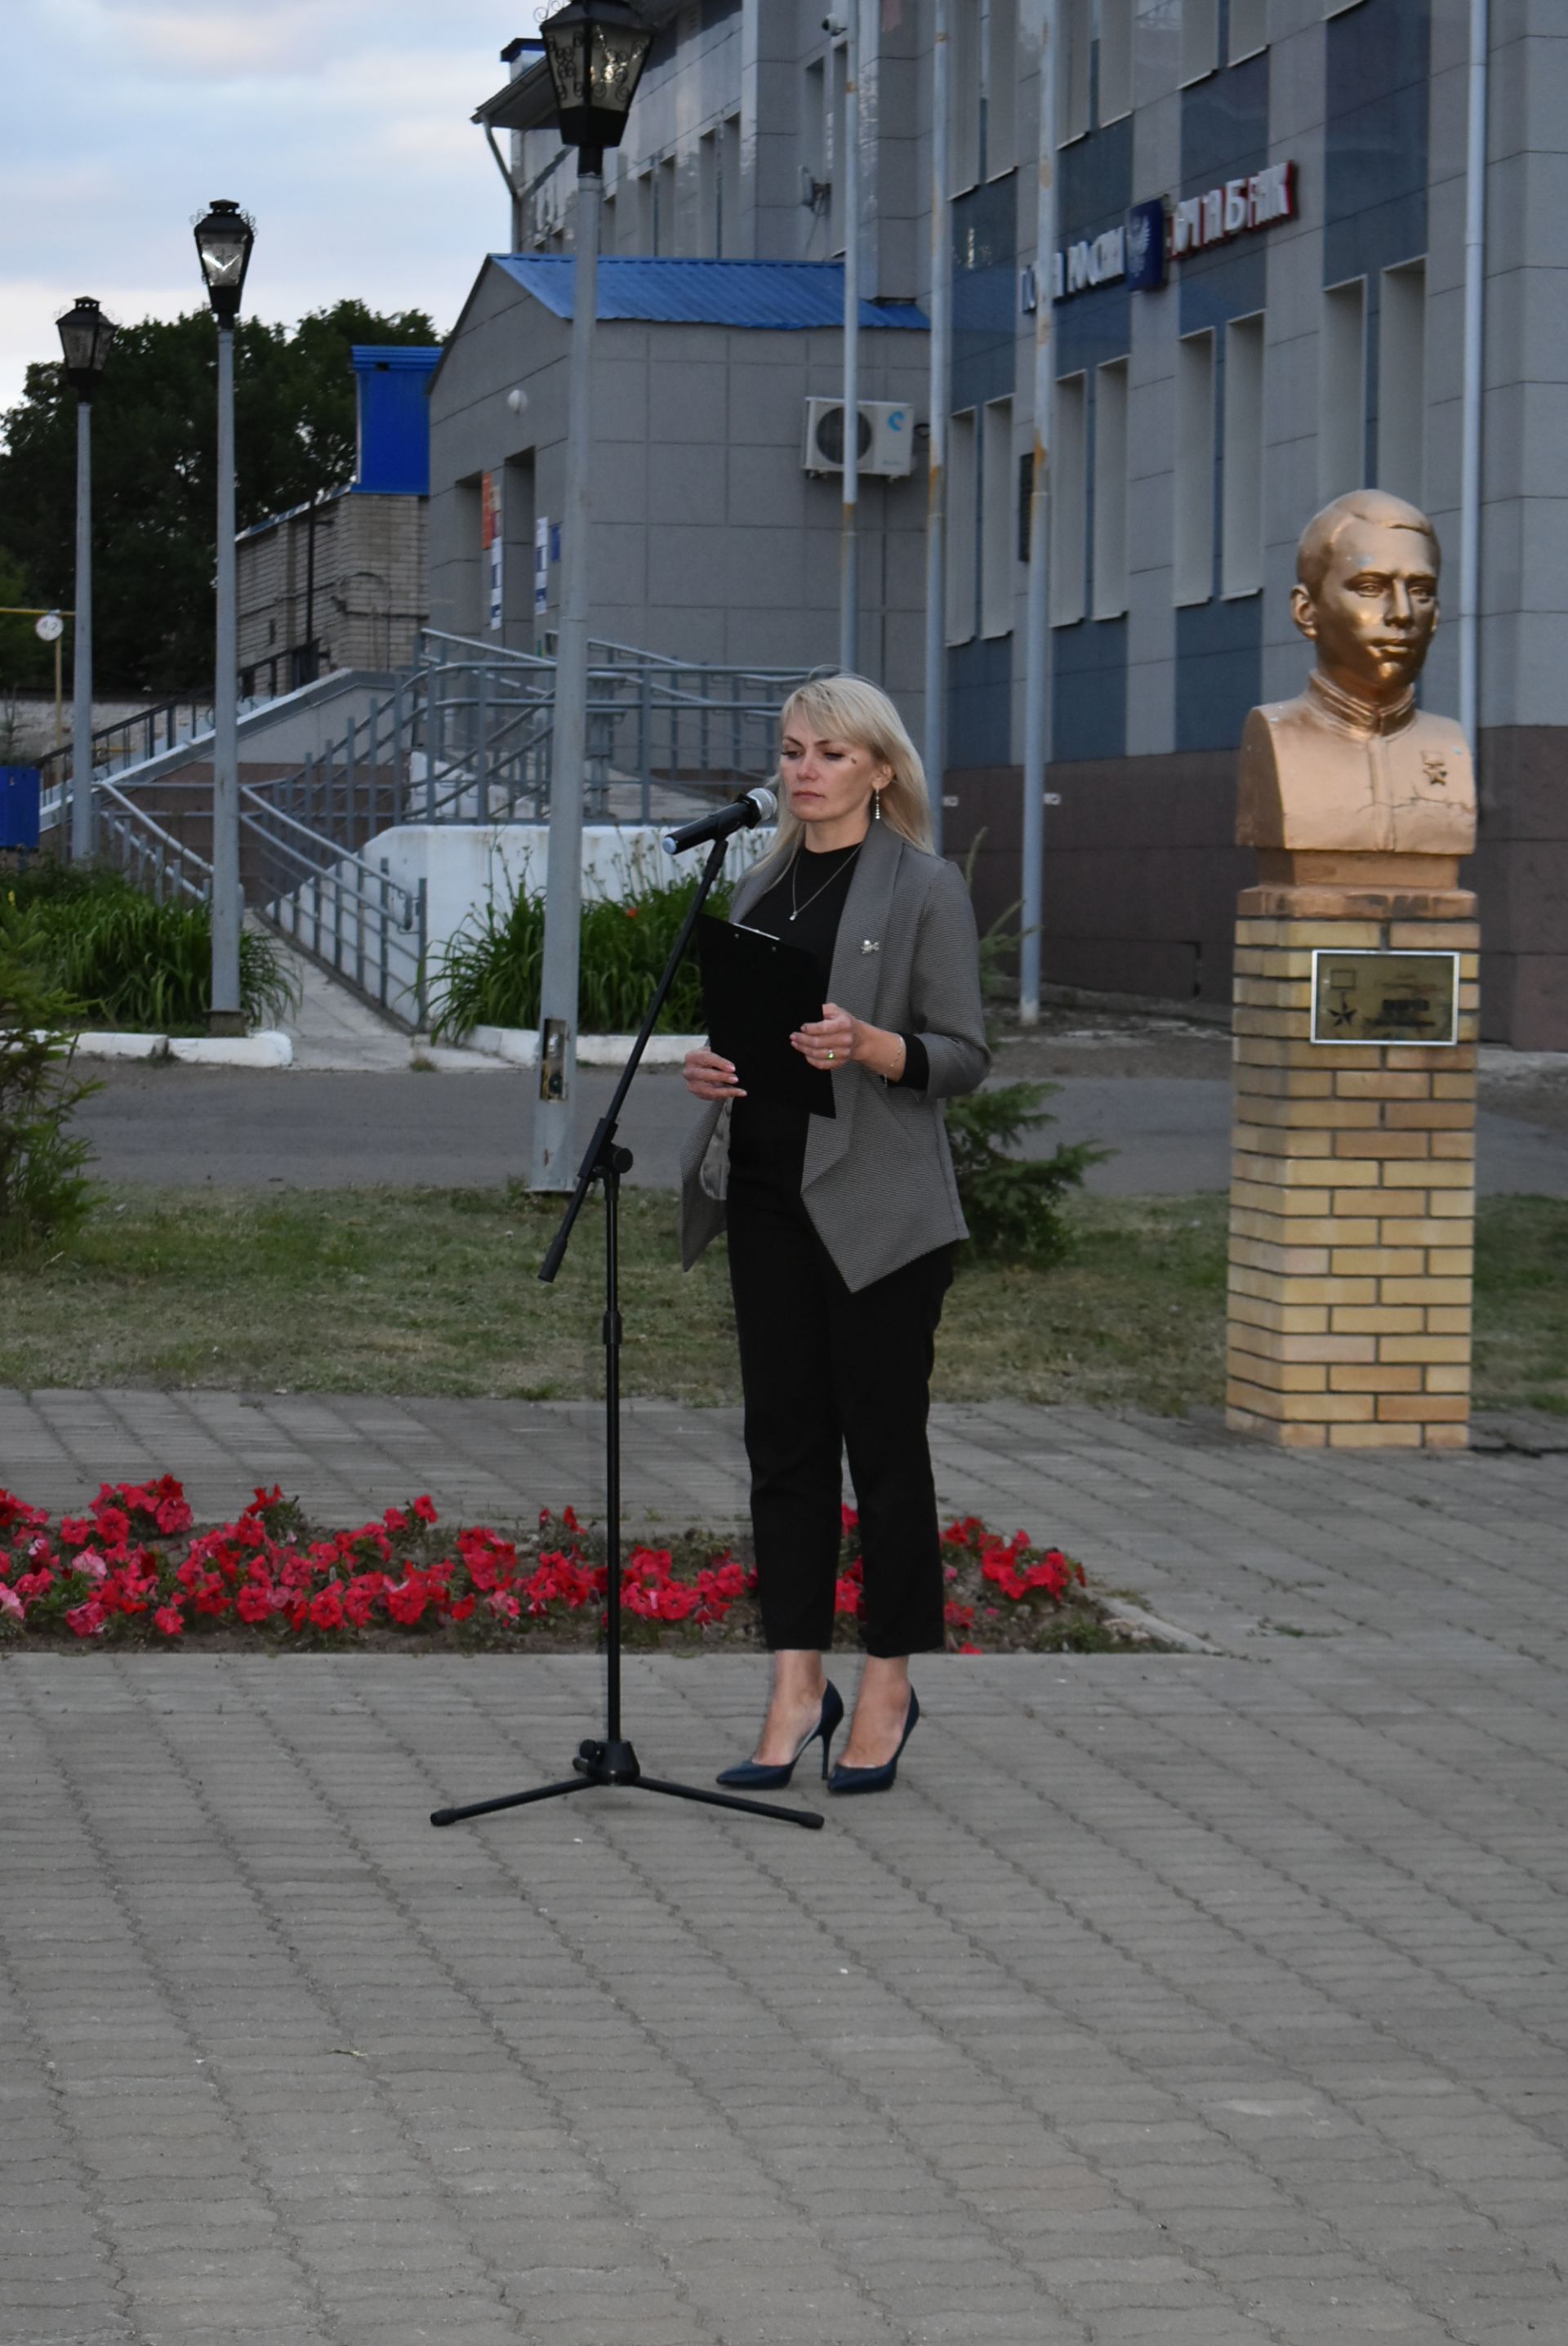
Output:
[759, 672, 933, 867]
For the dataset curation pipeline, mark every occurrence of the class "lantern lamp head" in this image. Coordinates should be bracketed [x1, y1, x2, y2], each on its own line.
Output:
[193, 198, 256, 325]
[540, 0, 653, 172]
[56, 296, 117, 401]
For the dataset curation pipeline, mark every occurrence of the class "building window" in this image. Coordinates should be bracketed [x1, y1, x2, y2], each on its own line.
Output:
[1222, 314, 1265, 598]
[1050, 374, 1088, 627]
[804, 56, 826, 188]
[633, 169, 654, 253]
[981, 399, 1015, 636]
[1174, 330, 1215, 605]
[1378, 260, 1427, 507]
[951, 0, 982, 191]
[1099, 0, 1134, 125]
[985, 0, 1018, 177]
[1058, 0, 1090, 145]
[1179, 0, 1219, 85]
[719, 114, 741, 256]
[947, 408, 978, 644]
[1228, 0, 1268, 60]
[698, 132, 718, 256]
[1319, 278, 1366, 502]
[829, 39, 849, 254]
[1093, 359, 1129, 618]
[654, 155, 678, 255]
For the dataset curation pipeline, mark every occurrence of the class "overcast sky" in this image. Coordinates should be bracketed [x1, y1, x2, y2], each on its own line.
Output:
[2, 0, 539, 417]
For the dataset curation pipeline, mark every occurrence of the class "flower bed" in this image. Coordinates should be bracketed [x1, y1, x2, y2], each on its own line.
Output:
[0, 1478, 1130, 1654]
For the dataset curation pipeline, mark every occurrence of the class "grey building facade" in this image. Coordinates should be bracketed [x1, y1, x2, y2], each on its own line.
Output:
[444, 0, 1564, 1046]
[427, 258, 928, 680]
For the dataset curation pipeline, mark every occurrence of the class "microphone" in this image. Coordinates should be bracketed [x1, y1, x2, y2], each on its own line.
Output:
[662, 785, 777, 856]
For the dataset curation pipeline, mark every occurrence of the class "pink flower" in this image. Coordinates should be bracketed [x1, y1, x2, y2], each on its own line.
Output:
[0, 1584, 25, 1625]
[487, 1590, 520, 1621]
[65, 1599, 108, 1639]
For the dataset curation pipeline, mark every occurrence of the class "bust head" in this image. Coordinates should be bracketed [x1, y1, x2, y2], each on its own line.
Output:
[1291, 491, 1441, 709]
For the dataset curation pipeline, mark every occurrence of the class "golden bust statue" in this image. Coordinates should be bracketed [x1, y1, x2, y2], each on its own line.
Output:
[1237, 491, 1476, 859]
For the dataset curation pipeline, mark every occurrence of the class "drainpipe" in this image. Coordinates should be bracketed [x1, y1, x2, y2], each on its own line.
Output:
[924, 0, 951, 851]
[1458, 0, 1489, 756]
[1018, 5, 1057, 1024]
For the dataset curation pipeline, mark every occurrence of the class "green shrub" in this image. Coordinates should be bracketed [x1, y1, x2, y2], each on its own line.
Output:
[430, 868, 732, 1041]
[945, 861, 1107, 1265]
[2, 866, 293, 1034]
[0, 946, 98, 1260]
[947, 1083, 1102, 1268]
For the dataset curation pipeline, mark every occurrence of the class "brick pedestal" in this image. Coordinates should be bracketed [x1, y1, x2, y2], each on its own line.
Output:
[1227, 896, 1480, 1449]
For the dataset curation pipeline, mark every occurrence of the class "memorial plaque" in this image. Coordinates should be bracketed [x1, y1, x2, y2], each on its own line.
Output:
[1309, 949, 1459, 1046]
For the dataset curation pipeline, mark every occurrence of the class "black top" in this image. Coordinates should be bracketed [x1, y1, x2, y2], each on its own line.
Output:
[728, 837, 929, 1201]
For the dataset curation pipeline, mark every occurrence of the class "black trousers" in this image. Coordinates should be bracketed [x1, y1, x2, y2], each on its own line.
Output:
[725, 1183, 954, 1658]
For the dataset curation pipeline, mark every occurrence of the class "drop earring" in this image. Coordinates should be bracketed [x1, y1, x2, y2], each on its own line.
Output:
[873, 789, 882, 821]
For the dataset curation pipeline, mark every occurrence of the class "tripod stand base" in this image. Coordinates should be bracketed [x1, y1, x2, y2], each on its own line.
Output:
[430, 1737, 824, 1831]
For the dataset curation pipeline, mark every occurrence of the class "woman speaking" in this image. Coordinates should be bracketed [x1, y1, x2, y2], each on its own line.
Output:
[680, 675, 988, 1795]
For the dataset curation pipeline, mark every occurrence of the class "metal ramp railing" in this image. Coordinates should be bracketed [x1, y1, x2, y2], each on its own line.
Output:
[80, 632, 813, 1033]
[94, 779, 214, 905]
[241, 786, 428, 1030]
[36, 650, 305, 803]
[86, 767, 428, 1031]
[241, 632, 812, 858]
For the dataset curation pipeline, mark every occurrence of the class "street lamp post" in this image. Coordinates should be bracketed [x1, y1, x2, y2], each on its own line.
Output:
[1019, 14, 1058, 1025]
[530, 1, 653, 1191]
[193, 198, 255, 1035]
[56, 297, 116, 863]
[837, 3, 861, 677]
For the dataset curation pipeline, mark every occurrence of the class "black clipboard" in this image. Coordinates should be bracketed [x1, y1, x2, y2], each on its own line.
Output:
[696, 916, 835, 1117]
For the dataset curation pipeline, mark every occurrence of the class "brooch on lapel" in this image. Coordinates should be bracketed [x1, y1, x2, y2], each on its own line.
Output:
[859, 939, 880, 955]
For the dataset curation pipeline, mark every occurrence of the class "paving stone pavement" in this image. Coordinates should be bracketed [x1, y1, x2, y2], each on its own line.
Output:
[3, 1396, 1568, 2346]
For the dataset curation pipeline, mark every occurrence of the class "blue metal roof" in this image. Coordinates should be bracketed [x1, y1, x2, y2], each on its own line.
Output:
[491, 256, 928, 332]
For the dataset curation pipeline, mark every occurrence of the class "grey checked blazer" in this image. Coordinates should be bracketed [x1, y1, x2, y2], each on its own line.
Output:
[679, 818, 991, 1292]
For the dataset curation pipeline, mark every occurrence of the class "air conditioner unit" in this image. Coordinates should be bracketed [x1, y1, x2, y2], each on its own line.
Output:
[803, 399, 915, 477]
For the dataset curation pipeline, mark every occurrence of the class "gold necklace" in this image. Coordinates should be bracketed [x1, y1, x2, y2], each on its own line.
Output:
[787, 840, 862, 922]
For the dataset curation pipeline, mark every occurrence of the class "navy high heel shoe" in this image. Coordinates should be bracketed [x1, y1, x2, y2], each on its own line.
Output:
[827, 1686, 920, 1795]
[716, 1679, 844, 1791]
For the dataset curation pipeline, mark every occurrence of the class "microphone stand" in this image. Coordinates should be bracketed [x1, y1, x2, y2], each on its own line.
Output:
[431, 830, 822, 1835]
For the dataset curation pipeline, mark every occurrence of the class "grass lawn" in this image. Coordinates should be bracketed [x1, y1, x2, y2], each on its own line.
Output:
[1, 1185, 1563, 1420]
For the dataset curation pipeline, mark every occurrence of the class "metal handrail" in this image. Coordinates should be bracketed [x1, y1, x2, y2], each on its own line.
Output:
[35, 649, 310, 797]
[224, 636, 805, 890]
[93, 778, 213, 905]
[240, 785, 427, 1029]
